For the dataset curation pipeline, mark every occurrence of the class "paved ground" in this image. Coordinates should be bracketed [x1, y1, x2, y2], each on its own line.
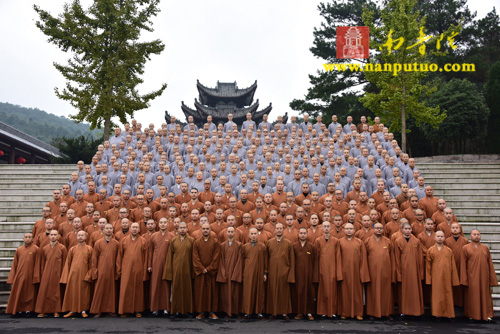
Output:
[1, 314, 499, 334]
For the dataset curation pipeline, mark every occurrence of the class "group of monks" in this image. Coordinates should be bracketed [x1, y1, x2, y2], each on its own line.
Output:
[5, 115, 499, 322]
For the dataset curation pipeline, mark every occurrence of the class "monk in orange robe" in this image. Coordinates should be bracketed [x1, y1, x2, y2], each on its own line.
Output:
[216, 226, 243, 317]
[460, 229, 499, 321]
[6, 233, 39, 316]
[116, 222, 148, 317]
[34, 230, 67, 317]
[394, 222, 424, 317]
[444, 223, 469, 306]
[266, 223, 295, 320]
[162, 222, 194, 317]
[148, 218, 174, 316]
[365, 223, 394, 320]
[338, 223, 370, 320]
[60, 230, 93, 318]
[90, 223, 119, 318]
[314, 221, 343, 318]
[292, 227, 316, 320]
[193, 223, 220, 319]
[425, 231, 459, 319]
[241, 227, 267, 319]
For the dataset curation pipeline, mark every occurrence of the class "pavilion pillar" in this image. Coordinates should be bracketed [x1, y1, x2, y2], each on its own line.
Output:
[8, 146, 15, 164]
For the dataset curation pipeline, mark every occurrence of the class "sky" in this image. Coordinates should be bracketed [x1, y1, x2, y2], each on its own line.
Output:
[0, 0, 498, 128]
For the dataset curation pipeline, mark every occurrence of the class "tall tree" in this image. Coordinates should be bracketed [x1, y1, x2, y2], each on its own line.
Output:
[360, 0, 456, 152]
[485, 61, 500, 153]
[421, 78, 489, 154]
[34, 0, 167, 141]
[289, 0, 379, 124]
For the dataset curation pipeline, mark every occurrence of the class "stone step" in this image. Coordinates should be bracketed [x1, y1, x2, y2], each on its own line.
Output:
[416, 162, 500, 168]
[420, 172, 500, 178]
[461, 222, 500, 232]
[0, 215, 41, 223]
[0, 240, 23, 248]
[0, 181, 69, 187]
[0, 231, 33, 239]
[2, 189, 60, 196]
[0, 201, 47, 209]
[0, 258, 13, 269]
[0, 183, 66, 189]
[0, 173, 71, 178]
[0, 195, 52, 202]
[484, 241, 500, 250]
[0, 208, 48, 216]
[436, 194, 500, 201]
[429, 183, 500, 190]
[451, 207, 500, 215]
[0, 291, 10, 307]
[0, 222, 35, 231]
[454, 215, 500, 223]
[0, 164, 75, 170]
[0, 268, 11, 280]
[0, 248, 16, 257]
[434, 189, 500, 196]
[443, 200, 500, 207]
[425, 178, 500, 184]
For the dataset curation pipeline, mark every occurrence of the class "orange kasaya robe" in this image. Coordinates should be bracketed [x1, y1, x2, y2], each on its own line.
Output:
[90, 237, 119, 314]
[6, 244, 39, 314]
[241, 241, 267, 315]
[116, 235, 148, 314]
[338, 237, 370, 318]
[192, 236, 220, 313]
[60, 244, 93, 313]
[364, 235, 394, 318]
[460, 242, 499, 321]
[216, 240, 243, 315]
[34, 242, 67, 314]
[266, 238, 295, 315]
[148, 230, 174, 312]
[426, 244, 459, 318]
[162, 235, 194, 314]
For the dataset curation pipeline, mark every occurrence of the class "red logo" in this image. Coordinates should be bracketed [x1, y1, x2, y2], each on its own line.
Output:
[336, 26, 369, 59]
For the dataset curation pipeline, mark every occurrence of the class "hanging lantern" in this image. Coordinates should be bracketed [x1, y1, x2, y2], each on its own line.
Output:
[0, 150, 4, 157]
[16, 157, 26, 164]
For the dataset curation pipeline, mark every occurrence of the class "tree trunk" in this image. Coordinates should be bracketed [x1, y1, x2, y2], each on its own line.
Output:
[103, 117, 111, 142]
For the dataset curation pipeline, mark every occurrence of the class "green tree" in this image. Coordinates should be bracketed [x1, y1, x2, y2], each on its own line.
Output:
[360, 0, 456, 152]
[289, 0, 379, 124]
[51, 135, 104, 164]
[34, 0, 167, 141]
[421, 78, 489, 154]
[485, 61, 500, 153]
[463, 8, 500, 83]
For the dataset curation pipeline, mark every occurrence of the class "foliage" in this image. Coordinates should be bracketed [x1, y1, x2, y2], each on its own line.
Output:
[485, 61, 500, 153]
[420, 78, 489, 153]
[51, 134, 103, 164]
[34, 0, 167, 141]
[289, 0, 379, 124]
[360, 0, 454, 152]
[0, 102, 99, 144]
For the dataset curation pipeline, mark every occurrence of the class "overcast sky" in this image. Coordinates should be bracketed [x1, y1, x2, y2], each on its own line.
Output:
[0, 0, 498, 127]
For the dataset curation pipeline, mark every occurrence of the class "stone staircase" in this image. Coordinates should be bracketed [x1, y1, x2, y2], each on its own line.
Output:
[0, 164, 75, 309]
[0, 162, 499, 314]
[416, 162, 500, 312]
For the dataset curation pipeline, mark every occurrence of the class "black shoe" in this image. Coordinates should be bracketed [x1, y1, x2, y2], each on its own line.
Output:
[170, 313, 179, 319]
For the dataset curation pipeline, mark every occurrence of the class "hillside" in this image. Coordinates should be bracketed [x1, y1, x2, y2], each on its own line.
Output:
[0, 102, 100, 144]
